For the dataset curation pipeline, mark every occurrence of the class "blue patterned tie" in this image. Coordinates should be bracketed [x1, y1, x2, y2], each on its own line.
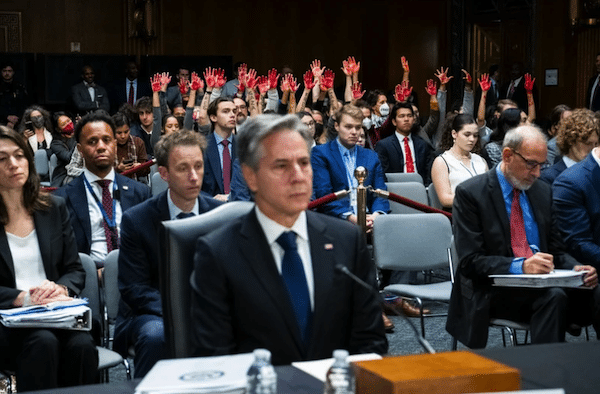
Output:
[276, 231, 311, 342]
[176, 212, 195, 219]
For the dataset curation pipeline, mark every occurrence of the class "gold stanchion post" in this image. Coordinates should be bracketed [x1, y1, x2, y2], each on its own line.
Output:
[354, 166, 368, 234]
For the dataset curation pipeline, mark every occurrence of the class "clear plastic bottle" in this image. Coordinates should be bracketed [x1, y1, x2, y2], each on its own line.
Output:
[246, 348, 277, 394]
[323, 349, 355, 394]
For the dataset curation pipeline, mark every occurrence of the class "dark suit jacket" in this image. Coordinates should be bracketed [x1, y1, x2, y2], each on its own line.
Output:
[54, 173, 150, 255]
[108, 78, 152, 113]
[374, 133, 434, 185]
[586, 75, 600, 111]
[553, 153, 600, 268]
[0, 195, 85, 308]
[500, 78, 530, 114]
[446, 168, 578, 348]
[311, 139, 390, 218]
[539, 159, 567, 185]
[201, 132, 236, 197]
[190, 209, 387, 365]
[70, 81, 110, 114]
[113, 190, 222, 355]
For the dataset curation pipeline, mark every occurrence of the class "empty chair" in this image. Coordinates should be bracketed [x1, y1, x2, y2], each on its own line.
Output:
[385, 181, 428, 214]
[151, 172, 168, 196]
[373, 213, 453, 339]
[385, 172, 424, 184]
[427, 183, 444, 210]
[34, 149, 50, 187]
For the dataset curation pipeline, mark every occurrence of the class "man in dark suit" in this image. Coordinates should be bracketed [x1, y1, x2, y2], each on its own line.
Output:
[202, 97, 237, 201]
[190, 114, 387, 365]
[114, 130, 222, 378]
[375, 102, 434, 185]
[586, 52, 600, 112]
[500, 62, 530, 114]
[312, 104, 390, 228]
[553, 148, 600, 270]
[447, 124, 599, 348]
[54, 111, 150, 274]
[70, 65, 110, 115]
[108, 60, 151, 113]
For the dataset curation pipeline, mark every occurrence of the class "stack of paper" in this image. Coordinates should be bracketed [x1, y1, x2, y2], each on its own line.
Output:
[490, 269, 587, 288]
[0, 299, 91, 330]
[135, 353, 255, 394]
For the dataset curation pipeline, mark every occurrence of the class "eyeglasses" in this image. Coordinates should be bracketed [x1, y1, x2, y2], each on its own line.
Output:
[511, 149, 547, 170]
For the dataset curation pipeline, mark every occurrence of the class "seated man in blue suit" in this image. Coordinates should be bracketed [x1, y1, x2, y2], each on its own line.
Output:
[201, 97, 237, 202]
[375, 102, 435, 185]
[311, 104, 390, 230]
[55, 111, 150, 276]
[114, 130, 222, 378]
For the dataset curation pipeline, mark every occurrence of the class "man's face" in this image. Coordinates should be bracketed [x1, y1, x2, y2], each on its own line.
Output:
[173, 106, 186, 118]
[510, 64, 522, 80]
[210, 101, 237, 131]
[392, 108, 414, 136]
[177, 69, 190, 82]
[77, 121, 116, 176]
[312, 112, 323, 125]
[126, 62, 138, 80]
[243, 130, 312, 225]
[571, 132, 599, 162]
[138, 109, 153, 128]
[1, 66, 14, 83]
[115, 124, 131, 145]
[503, 136, 547, 190]
[233, 98, 248, 125]
[335, 114, 362, 149]
[82, 67, 95, 84]
[159, 145, 204, 206]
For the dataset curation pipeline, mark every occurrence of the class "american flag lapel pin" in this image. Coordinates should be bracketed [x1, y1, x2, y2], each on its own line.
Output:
[324, 243, 334, 250]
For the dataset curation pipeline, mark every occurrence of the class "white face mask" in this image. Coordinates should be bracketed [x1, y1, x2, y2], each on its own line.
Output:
[379, 103, 390, 117]
[362, 117, 373, 129]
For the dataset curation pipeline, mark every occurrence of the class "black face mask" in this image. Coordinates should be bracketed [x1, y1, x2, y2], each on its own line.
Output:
[31, 115, 45, 129]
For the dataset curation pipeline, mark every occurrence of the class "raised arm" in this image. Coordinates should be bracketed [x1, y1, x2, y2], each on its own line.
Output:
[297, 71, 315, 113]
[477, 74, 491, 127]
[342, 57, 360, 102]
[151, 72, 170, 148]
[401, 56, 410, 83]
[524, 73, 536, 123]
[185, 72, 204, 130]
[422, 79, 440, 139]
[265, 68, 280, 112]
[461, 69, 474, 115]
[350, 82, 365, 105]
[245, 68, 260, 117]
[321, 69, 339, 114]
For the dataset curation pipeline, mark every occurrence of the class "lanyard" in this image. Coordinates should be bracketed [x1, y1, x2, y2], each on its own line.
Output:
[83, 176, 117, 230]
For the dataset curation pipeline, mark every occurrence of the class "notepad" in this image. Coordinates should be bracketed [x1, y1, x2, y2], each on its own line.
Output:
[490, 269, 587, 288]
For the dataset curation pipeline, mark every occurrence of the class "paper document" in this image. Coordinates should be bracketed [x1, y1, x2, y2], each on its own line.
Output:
[135, 353, 255, 394]
[0, 299, 91, 330]
[490, 269, 587, 288]
[292, 353, 382, 382]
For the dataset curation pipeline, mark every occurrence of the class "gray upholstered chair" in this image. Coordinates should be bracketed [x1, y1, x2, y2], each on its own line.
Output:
[385, 181, 429, 214]
[385, 172, 424, 184]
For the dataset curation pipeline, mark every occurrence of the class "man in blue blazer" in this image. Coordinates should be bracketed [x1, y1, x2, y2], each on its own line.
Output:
[201, 98, 237, 201]
[375, 102, 435, 185]
[553, 149, 600, 269]
[54, 112, 150, 270]
[312, 104, 390, 228]
[114, 130, 222, 378]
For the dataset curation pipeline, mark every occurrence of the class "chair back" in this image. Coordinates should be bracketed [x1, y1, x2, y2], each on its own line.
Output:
[151, 172, 168, 196]
[373, 213, 452, 271]
[34, 150, 50, 185]
[48, 154, 58, 183]
[160, 201, 254, 358]
[385, 181, 428, 214]
[78, 253, 101, 321]
[427, 183, 444, 210]
[102, 251, 120, 321]
[385, 172, 423, 184]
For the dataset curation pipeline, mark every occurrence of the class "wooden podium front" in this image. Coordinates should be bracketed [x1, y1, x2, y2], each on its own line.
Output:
[353, 351, 520, 393]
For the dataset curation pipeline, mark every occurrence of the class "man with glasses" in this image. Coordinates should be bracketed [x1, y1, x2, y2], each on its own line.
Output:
[447, 124, 600, 348]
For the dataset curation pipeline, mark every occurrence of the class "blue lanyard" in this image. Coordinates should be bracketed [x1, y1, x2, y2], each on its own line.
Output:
[83, 176, 117, 230]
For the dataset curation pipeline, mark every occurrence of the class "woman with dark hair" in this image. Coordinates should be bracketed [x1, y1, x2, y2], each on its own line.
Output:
[17, 105, 53, 156]
[0, 126, 97, 391]
[483, 107, 524, 167]
[431, 114, 488, 209]
[49, 111, 76, 187]
[113, 111, 149, 179]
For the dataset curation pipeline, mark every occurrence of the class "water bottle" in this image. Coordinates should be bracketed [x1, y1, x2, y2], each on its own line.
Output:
[246, 348, 277, 394]
[323, 349, 355, 394]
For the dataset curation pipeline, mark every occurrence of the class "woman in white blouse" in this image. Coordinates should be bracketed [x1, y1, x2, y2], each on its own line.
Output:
[0, 126, 97, 391]
[431, 114, 488, 210]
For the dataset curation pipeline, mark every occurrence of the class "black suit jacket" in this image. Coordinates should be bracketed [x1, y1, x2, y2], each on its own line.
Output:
[190, 209, 387, 365]
[0, 195, 85, 308]
[446, 168, 578, 348]
[201, 132, 236, 196]
[539, 159, 567, 185]
[586, 75, 600, 111]
[113, 190, 222, 355]
[70, 81, 110, 114]
[54, 173, 150, 255]
[108, 78, 152, 113]
[374, 133, 434, 185]
[500, 78, 530, 114]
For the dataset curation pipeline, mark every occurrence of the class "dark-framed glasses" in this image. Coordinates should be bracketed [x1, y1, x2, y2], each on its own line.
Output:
[512, 149, 547, 170]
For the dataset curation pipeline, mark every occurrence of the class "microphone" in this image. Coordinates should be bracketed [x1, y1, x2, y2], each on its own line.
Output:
[335, 264, 436, 354]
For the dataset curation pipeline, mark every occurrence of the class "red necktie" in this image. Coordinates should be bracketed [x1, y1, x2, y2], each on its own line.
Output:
[508, 81, 515, 98]
[403, 136, 415, 173]
[221, 139, 231, 194]
[128, 81, 135, 105]
[97, 180, 115, 252]
[510, 189, 532, 258]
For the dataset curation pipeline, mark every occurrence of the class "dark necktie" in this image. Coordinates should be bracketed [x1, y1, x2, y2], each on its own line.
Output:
[221, 139, 231, 194]
[277, 231, 311, 342]
[510, 189, 533, 258]
[128, 81, 135, 105]
[592, 76, 600, 111]
[403, 136, 415, 173]
[97, 180, 115, 252]
[176, 212, 195, 219]
[508, 80, 515, 98]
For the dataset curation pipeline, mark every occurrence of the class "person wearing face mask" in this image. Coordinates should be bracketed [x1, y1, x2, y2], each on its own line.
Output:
[18, 106, 53, 161]
[49, 112, 77, 187]
[366, 90, 389, 130]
